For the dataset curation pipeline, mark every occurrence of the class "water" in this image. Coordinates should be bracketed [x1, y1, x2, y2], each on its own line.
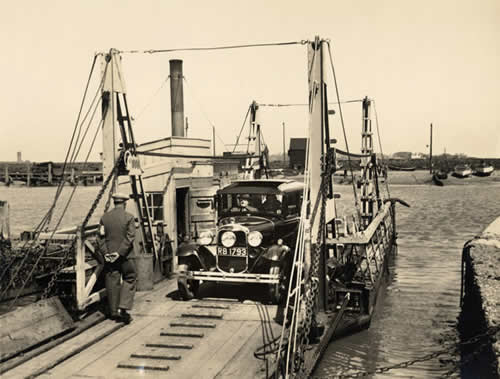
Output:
[0, 186, 107, 236]
[314, 183, 500, 378]
[1, 183, 500, 378]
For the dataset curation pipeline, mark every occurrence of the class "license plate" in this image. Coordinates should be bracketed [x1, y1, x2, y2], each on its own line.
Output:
[217, 246, 248, 257]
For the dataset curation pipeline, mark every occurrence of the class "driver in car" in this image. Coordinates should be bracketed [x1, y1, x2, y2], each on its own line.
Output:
[231, 194, 258, 212]
[262, 194, 282, 212]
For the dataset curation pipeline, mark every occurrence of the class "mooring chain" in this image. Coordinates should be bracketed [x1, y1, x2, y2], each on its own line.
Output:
[41, 153, 123, 300]
[442, 338, 496, 378]
[457, 324, 500, 346]
[320, 324, 500, 378]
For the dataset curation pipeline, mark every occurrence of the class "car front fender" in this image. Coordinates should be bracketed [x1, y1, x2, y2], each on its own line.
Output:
[262, 244, 290, 262]
[177, 242, 214, 271]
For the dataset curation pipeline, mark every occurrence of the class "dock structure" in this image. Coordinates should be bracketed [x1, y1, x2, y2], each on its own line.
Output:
[0, 161, 103, 187]
[2, 279, 282, 378]
[460, 216, 500, 377]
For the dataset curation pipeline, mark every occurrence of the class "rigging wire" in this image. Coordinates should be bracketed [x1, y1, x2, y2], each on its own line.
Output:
[1, 58, 108, 303]
[7, 117, 104, 310]
[182, 77, 228, 151]
[232, 105, 251, 153]
[326, 41, 362, 220]
[118, 40, 308, 55]
[0, 56, 106, 297]
[135, 75, 170, 120]
[277, 48, 316, 373]
[259, 99, 364, 107]
[372, 100, 391, 198]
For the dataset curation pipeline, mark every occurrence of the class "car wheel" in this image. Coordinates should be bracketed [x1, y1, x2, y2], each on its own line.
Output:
[268, 265, 282, 304]
[177, 263, 200, 300]
[188, 279, 200, 297]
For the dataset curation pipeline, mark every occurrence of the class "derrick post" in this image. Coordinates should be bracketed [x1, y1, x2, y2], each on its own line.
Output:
[307, 36, 328, 311]
[100, 49, 126, 185]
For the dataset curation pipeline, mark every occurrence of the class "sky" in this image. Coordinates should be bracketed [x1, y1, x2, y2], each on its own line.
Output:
[1, 0, 499, 162]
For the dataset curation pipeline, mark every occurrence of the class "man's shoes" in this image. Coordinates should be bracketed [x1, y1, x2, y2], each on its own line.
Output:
[115, 309, 132, 324]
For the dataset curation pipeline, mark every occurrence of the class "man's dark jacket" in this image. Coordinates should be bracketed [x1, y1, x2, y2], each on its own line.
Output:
[98, 207, 136, 258]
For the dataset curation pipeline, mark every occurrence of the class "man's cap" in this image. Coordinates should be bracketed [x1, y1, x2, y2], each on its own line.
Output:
[112, 192, 130, 202]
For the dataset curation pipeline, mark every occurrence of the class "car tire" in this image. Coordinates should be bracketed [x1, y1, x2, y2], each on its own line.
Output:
[268, 265, 282, 304]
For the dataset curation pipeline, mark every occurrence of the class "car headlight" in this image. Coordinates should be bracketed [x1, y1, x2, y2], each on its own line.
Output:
[221, 231, 236, 247]
[248, 231, 263, 247]
[199, 231, 214, 245]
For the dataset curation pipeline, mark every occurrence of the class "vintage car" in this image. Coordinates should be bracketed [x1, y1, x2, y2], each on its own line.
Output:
[177, 179, 304, 304]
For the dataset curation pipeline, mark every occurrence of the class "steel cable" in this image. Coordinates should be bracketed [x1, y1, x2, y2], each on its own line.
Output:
[118, 40, 308, 55]
[326, 41, 361, 222]
[0, 57, 106, 298]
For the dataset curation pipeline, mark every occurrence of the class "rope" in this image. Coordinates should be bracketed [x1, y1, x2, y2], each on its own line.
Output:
[326, 41, 361, 221]
[118, 40, 308, 55]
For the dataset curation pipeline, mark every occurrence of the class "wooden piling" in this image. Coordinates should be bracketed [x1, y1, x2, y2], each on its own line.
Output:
[48, 162, 52, 185]
[26, 163, 31, 187]
[0, 201, 10, 240]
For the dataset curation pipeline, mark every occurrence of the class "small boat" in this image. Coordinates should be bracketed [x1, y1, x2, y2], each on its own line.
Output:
[452, 164, 472, 178]
[10, 180, 27, 186]
[388, 164, 416, 172]
[473, 161, 494, 177]
[434, 169, 448, 180]
[432, 173, 444, 186]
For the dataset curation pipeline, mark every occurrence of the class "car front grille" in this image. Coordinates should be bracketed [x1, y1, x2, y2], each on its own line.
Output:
[217, 230, 247, 273]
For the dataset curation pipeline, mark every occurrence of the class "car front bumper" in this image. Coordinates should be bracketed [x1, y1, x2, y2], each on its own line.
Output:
[186, 270, 279, 284]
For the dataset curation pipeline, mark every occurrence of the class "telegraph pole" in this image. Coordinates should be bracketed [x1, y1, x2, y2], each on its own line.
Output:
[429, 123, 433, 174]
[282, 122, 286, 165]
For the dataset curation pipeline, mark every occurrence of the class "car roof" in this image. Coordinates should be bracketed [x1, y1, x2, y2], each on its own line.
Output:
[218, 179, 304, 195]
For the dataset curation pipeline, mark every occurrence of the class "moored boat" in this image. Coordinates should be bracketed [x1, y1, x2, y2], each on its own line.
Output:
[473, 161, 494, 177]
[452, 164, 472, 178]
[388, 164, 416, 171]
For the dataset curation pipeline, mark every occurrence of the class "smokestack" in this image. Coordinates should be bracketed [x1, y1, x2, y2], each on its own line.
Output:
[169, 59, 185, 137]
[17, 152, 22, 162]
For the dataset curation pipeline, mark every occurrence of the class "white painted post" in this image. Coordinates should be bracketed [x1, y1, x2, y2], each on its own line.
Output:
[307, 36, 328, 310]
[101, 50, 127, 183]
[75, 227, 86, 310]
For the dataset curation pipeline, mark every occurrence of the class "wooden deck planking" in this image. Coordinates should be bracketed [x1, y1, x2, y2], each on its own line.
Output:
[4, 278, 286, 379]
[215, 319, 283, 378]
[2, 319, 119, 379]
[0, 297, 74, 362]
[45, 313, 172, 378]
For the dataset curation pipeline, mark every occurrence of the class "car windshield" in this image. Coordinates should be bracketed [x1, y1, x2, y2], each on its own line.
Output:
[219, 193, 283, 216]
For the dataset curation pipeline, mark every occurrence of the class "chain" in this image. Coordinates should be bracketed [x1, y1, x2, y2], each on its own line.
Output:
[318, 324, 500, 378]
[458, 324, 500, 346]
[82, 150, 123, 230]
[41, 153, 123, 300]
[294, 152, 331, 376]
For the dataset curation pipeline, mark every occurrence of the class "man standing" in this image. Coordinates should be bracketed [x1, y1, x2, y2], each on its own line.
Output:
[98, 192, 136, 324]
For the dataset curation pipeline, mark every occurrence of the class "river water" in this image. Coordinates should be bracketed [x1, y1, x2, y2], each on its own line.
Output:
[1, 181, 499, 378]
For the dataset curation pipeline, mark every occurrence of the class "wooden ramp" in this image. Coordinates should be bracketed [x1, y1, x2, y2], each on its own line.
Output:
[0, 297, 74, 363]
[4, 279, 282, 379]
